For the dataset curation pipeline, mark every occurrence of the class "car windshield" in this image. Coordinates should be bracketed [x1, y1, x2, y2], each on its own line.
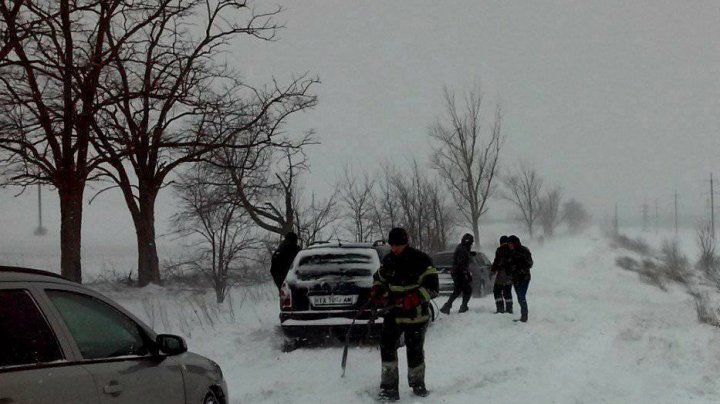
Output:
[296, 252, 376, 279]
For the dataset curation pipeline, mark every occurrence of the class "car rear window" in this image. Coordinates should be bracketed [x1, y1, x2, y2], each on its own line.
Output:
[0, 289, 63, 368]
[477, 253, 491, 266]
[296, 251, 377, 279]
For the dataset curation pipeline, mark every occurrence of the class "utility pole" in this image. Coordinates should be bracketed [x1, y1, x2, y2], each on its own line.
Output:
[711, 173, 715, 240]
[33, 184, 47, 236]
[674, 191, 679, 236]
[613, 203, 619, 235]
[655, 198, 659, 233]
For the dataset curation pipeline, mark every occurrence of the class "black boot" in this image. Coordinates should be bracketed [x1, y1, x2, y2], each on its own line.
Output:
[505, 301, 513, 314]
[514, 301, 527, 322]
[412, 384, 429, 397]
[458, 294, 470, 313]
[440, 302, 451, 315]
[494, 299, 505, 314]
[378, 387, 399, 401]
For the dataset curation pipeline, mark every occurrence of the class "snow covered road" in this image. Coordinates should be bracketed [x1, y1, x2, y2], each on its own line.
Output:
[108, 232, 720, 403]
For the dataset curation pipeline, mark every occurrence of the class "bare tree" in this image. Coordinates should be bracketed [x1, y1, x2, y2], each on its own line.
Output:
[220, 136, 316, 241]
[338, 166, 376, 242]
[390, 160, 455, 252]
[294, 190, 340, 245]
[368, 162, 402, 242]
[0, 0, 163, 282]
[562, 198, 591, 235]
[430, 85, 503, 248]
[504, 162, 543, 238]
[173, 163, 258, 303]
[90, 0, 318, 285]
[697, 221, 717, 282]
[539, 187, 563, 238]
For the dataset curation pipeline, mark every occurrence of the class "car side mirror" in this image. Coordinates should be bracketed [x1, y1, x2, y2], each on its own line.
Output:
[157, 334, 188, 356]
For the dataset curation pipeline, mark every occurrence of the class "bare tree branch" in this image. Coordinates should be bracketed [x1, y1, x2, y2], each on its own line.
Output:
[430, 85, 504, 247]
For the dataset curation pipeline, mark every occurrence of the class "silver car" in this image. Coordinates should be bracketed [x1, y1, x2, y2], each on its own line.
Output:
[0, 266, 227, 404]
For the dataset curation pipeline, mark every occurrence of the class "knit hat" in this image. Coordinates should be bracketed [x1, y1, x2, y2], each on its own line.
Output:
[388, 227, 409, 246]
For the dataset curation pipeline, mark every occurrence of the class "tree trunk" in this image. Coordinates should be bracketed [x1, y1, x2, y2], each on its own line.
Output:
[58, 180, 84, 283]
[215, 286, 225, 304]
[134, 191, 160, 286]
[472, 217, 480, 250]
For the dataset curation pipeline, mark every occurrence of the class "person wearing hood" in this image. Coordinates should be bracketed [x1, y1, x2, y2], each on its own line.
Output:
[270, 231, 301, 291]
[440, 233, 474, 315]
[507, 235, 533, 323]
[491, 235, 514, 314]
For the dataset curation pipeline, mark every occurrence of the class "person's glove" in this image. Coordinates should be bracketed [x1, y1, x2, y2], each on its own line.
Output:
[370, 285, 388, 307]
[465, 271, 473, 283]
[400, 291, 422, 311]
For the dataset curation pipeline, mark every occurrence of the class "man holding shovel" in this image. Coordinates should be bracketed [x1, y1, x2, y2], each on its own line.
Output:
[369, 227, 439, 401]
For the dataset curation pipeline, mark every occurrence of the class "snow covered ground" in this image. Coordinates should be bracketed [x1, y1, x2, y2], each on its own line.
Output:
[79, 229, 720, 403]
[2, 224, 718, 402]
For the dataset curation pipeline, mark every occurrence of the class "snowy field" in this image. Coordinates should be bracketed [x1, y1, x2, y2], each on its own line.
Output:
[3, 226, 720, 403]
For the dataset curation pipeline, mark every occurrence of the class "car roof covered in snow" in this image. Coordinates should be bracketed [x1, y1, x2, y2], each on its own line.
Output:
[0, 266, 75, 285]
[304, 241, 377, 249]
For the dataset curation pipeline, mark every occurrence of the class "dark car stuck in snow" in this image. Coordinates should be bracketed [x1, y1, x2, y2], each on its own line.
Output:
[278, 243, 386, 346]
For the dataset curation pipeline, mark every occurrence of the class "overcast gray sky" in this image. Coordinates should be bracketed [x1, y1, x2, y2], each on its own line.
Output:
[236, 0, 720, 223]
[2, 0, 720, 245]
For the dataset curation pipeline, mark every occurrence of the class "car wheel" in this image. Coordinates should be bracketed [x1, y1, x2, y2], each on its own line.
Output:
[203, 390, 220, 404]
[282, 336, 298, 352]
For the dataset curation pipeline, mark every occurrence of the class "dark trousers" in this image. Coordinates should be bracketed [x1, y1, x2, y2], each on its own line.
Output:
[445, 272, 472, 308]
[513, 280, 531, 319]
[380, 319, 428, 389]
[493, 284, 513, 312]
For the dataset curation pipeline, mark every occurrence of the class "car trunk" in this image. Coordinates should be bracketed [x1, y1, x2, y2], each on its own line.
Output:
[287, 252, 376, 312]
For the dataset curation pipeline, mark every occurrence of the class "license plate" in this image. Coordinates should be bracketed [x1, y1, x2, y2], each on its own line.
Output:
[310, 295, 358, 307]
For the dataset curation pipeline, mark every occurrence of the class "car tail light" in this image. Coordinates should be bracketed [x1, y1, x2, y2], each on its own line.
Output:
[280, 281, 292, 310]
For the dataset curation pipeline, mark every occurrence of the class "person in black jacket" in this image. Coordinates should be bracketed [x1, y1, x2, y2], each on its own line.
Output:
[439, 233, 474, 315]
[270, 231, 301, 290]
[370, 227, 439, 401]
[507, 235, 533, 323]
[491, 235, 514, 314]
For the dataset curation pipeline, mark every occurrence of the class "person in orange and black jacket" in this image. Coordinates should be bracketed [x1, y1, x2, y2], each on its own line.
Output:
[491, 235, 514, 314]
[369, 227, 439, 401]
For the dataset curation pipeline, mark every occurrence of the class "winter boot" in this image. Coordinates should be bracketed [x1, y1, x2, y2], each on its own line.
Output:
[412, 384, 429, 397]
[440, 302, 452, 315]
[458, 295, 470, 313]
[505, 301, 513, 314]
[494, 299, 505, 314]
[377, 387, 400, 401]
[520, 308, 528, 322]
